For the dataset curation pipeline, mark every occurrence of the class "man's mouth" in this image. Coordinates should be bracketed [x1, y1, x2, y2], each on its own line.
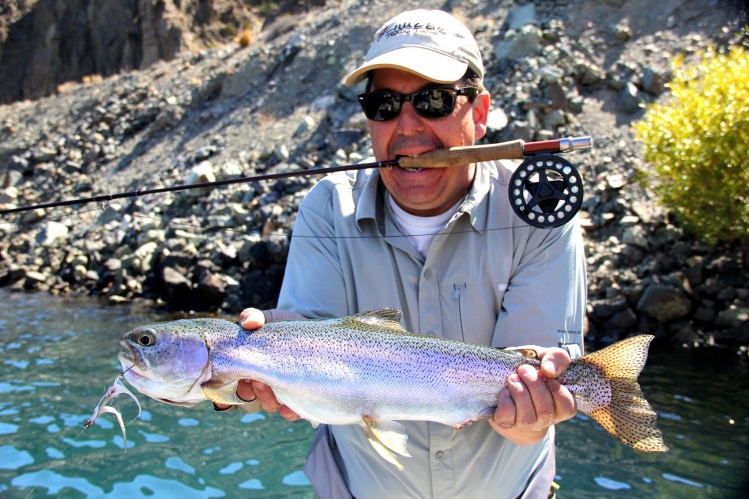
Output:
[394, 154, 425, 172]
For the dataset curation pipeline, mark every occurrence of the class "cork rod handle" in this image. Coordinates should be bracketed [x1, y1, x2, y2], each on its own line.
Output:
[397, 140, 525, 169]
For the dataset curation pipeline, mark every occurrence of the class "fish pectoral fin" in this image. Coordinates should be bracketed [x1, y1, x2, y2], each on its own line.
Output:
[200, 381, 261, 414]
[359, 416, 410, 470]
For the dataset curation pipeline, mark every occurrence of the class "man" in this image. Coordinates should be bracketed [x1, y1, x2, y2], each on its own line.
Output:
[225, 9, 587, 498]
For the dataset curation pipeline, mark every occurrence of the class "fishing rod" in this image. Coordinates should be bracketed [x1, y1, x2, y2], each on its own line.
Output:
[0, 136, 593, 228]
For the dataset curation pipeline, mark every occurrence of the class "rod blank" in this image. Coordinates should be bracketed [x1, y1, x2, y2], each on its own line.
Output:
[0, 137, 592, 216]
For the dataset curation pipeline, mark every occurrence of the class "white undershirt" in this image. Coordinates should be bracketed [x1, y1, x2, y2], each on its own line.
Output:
[387, 193, 463, 258]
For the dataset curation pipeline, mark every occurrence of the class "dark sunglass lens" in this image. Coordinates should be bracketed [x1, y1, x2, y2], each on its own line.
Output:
[361, 92, 401, 121]
[413, 89, 455, 118]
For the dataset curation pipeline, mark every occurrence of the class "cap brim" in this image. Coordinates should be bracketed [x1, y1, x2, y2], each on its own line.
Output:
[344, 47, 469, 87]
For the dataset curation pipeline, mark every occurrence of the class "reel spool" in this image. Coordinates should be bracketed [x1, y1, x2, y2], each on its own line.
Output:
[509, 154, 583, 228]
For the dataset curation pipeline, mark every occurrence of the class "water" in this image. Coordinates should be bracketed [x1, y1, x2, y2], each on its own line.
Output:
[1, 290, 747, 498]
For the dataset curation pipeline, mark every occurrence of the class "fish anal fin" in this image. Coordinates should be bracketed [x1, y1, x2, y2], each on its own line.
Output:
[360, 424, 403, 471]
[359, 416, 410, 470]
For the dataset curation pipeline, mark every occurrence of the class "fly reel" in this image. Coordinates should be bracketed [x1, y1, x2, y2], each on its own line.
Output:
[509, 154, 583, 228]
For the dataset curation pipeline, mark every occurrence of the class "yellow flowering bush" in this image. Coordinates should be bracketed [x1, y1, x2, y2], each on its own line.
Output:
[634, 45, 749, 243]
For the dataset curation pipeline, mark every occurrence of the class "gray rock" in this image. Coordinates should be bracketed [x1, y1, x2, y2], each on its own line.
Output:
[617, 82, 642, 114]
[487, 108, 509, 133]
[622, 225, 649, 250]
[0, 187, 17, 208]
[36, 221, 69, 247]
[610, 21, 633, 42]
[694, 306, 716, 323]
[22, 209, 46, 225]
[591, 295, 629, 318]
[575, 62, 605, 86]
[162, 266, 193, 310]
[605, 307, 638, 329]
[184, 161, 216, 197]
[542, 109, 566, 129]
[538, 65, 565, 84]
[641, 68, 667, 96]
[494, 25, 541, 61]
[636, 284, 692, 323]
[194, 271, 227, 310]
[507, 4, 537, 30]
[24, 270, 48, 285]
[294, 116, 315, 137]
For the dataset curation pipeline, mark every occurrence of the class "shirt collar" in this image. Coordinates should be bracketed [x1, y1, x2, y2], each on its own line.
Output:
[354, 162, 496, 234]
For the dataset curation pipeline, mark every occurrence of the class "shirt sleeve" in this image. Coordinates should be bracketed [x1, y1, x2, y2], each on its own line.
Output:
[276, 182, 350, 320]
[492, 219, 587, 356]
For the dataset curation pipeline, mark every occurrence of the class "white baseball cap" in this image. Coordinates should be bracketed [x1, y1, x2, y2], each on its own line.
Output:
[344, 9, 484, 87]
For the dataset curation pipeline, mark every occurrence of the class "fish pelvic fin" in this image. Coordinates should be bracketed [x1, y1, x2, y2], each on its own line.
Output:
[579, 335, 668, 452]
[360, 416, 411, 470]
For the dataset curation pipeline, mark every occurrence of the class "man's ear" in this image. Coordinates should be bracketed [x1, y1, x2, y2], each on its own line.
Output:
[472, 91, 491, 139]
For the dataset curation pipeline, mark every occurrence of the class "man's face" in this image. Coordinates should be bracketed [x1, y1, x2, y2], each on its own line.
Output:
[367, 68, 490, 217]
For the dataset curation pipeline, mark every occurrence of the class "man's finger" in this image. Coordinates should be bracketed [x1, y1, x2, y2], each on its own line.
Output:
[236, 379, 257, 402]
[516, 364, 555, 428]
[239, 308, 266, 330]
[279, 405, 301, 422]
[545, 378, 577, 421]
[538, 348, 571, 378]
[252, 380, 282, 413]
[490, 387, 516, 430]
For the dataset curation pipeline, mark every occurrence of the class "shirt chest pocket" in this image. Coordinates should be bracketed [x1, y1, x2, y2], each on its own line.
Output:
[441, 281, 506, 344]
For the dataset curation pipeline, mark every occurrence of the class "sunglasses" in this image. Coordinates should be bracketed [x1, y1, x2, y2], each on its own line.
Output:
[358, 87, 480, 122]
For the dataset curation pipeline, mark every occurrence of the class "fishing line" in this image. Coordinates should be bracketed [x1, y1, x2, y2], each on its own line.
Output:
[21, 366, 142, 499]
[4, 197, 532, 247]
[127, 207, 533, 240]
[22, 425, 91, 499]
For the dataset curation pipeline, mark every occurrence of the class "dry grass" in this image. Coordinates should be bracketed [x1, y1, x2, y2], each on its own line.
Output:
[237, 28, 253, 48]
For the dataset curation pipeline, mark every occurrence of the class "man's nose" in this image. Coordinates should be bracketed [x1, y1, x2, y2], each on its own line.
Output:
[394, 101, 425, 134]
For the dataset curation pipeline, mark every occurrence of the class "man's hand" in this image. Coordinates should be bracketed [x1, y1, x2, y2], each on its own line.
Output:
[214, 308, 302, 422]
[488, 347, 576, 446]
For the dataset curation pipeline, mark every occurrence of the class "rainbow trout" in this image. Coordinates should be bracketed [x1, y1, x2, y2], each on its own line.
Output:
[118, 309, 667, 468]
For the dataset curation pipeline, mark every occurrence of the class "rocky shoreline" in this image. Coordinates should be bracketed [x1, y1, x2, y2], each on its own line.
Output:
[1, 0, 747, 350]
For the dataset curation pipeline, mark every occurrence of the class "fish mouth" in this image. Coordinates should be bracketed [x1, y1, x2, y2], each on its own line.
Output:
[118, 340, 146, 377]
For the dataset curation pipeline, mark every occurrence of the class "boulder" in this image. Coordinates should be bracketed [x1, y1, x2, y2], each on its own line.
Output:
[636, 284, 692, 323]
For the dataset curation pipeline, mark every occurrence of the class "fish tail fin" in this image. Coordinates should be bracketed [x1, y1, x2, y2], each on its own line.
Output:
[579, 335, 668, 452]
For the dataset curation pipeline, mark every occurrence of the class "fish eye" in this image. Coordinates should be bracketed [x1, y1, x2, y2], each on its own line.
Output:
[137, 329, 157, 347]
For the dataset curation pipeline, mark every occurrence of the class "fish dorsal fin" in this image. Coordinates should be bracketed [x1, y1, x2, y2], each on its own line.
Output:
[348, 309, 405, 333]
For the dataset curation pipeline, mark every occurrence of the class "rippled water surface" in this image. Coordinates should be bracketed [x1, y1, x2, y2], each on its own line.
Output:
[1, 290, 747, 498]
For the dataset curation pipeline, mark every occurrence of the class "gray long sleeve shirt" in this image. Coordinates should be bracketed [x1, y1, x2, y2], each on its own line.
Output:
[277, 160, 587, 498]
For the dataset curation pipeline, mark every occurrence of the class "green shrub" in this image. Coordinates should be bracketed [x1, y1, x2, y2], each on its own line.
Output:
[634, 45, 749, 243]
